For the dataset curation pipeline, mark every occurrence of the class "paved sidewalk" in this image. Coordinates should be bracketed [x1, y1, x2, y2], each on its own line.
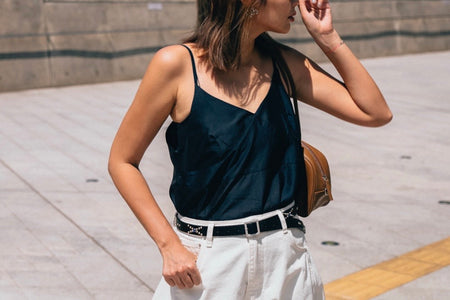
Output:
[0, 51, 449, 299]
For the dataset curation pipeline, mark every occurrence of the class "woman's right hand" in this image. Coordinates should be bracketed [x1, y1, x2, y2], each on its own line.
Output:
[161, 241, 202, 289]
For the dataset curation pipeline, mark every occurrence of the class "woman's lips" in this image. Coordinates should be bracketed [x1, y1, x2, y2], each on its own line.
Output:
[289, 12, 296, 22]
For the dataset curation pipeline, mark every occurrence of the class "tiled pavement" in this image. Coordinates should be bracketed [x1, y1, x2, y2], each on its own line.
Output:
[0, 51, 449, 299]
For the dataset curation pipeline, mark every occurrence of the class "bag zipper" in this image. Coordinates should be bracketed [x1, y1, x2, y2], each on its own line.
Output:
[302, 143, 329, 195]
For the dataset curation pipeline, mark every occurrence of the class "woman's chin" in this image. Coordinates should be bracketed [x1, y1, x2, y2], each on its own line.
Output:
[269, 25, 291, 35]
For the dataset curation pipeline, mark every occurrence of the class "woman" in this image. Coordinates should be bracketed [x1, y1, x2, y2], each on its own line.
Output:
[108, 0, 392, 299]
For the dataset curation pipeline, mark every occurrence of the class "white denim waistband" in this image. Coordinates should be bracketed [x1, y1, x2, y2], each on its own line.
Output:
[176, 201, 295, 227]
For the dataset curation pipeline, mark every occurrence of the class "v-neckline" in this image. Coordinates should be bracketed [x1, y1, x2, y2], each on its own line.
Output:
[197, 72, 275, 116]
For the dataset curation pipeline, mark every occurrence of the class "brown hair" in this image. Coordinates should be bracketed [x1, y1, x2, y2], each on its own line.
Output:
[184, 0, 255, 71]
[184, 0, 297, 100]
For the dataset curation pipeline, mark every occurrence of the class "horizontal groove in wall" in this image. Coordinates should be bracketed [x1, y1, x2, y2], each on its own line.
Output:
[1, 29, 449, 61]
[333, 14, 450, 24]
[0, 46, 161, 60]
[280, 29, 450, 44]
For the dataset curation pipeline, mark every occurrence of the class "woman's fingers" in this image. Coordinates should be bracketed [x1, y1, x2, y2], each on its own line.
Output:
[300, 0, 332, 26]
[166, 277, 175, 287]
[299, 0, 314, 16]
[164, 271, 188, 289]
[299, 0, 308, 12]
[172, 275, 186, 289]
[178, 274, 192, 289]
[314, 0, 329, 9]
[188, 268, 202, 286]
[161, 239, 203, 289]
[163, 258, 201, 289]
[300, 0, 327, 15]
[303, 0, 330, 10]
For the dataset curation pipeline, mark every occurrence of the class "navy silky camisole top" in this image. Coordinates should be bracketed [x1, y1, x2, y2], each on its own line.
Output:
[165, 45, 306, 220]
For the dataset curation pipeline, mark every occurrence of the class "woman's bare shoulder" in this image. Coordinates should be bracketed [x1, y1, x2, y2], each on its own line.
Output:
[147, 44, 191, 76]
[278, 44, 310, 68]
[276, 44, 314, 83]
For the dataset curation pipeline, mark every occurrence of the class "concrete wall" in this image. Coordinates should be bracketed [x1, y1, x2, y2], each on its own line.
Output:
[0, 0, 449, 92]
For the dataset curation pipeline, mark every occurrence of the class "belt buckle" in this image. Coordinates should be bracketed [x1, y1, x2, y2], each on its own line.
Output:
[187, 224, 204, 236]
[244, 220, 260, 236]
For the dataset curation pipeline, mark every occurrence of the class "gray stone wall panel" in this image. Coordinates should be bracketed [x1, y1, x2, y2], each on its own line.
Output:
[0, 36, 50, 91]
[49, 56, 113, 87]
[0, 0, 45, 36]
[108, 31, 162, 51]
[395, 0, 450, 18]
[0, 36, 48, 53]
[107, 2, 196, 31]
[332, 1, 397, 22]
[44, 3, 111, 34]
[47, 33, 114, 86]
[108, 31, 160, 80]
[111, 55, 151, 81]
[0, 59, 51, 91]
[48, 33, 112, 52]
[160, 29, 193, 45]
[398, 17, 450, 53]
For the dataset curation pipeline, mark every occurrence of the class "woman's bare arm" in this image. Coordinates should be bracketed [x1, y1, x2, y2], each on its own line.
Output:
[289, 0, 392, 127]
[108, 45, 201, 289]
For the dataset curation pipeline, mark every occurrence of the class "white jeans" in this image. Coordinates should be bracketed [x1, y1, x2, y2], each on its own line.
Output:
[153, 208, 324, 300]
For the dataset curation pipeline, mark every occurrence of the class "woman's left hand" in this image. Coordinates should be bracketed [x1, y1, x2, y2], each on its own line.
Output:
[298, 0, 334, 37]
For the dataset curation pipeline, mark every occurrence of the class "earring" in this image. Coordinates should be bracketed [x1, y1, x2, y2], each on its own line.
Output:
[249, 7, 259, 17]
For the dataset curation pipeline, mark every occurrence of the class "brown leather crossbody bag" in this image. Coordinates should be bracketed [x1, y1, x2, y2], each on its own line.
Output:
[300, 141, 333, 216]
[290, 100, 333, 216]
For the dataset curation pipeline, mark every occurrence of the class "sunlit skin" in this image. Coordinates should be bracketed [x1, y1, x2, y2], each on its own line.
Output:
[254, 0, 299, 34]
[108, 0, 392, 290]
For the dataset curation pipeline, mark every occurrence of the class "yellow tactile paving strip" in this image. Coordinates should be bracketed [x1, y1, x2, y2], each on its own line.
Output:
[324, 237, 450, 300]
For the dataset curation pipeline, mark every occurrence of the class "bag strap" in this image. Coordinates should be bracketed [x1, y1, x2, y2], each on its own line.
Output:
[291, 89, 301, 138]
[270, 48, 309, 215]
[270, 48, 301, 138]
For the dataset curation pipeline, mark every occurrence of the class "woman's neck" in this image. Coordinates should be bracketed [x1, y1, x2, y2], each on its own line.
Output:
[240, 23, 266, 66]
[240, 37, 259, 67]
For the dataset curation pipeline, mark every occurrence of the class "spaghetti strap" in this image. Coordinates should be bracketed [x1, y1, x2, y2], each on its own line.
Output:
[180, 44, 199, 86]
